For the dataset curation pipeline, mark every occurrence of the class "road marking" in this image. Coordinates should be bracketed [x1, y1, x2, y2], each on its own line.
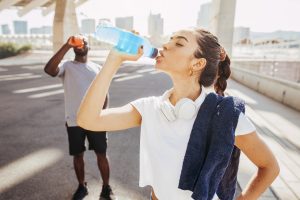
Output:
[0, 73, 42, 81]
[22, 65, 44, 70]
[0, 67, 8, 72]
[0, 73, 32, 78]
[13, 84, 63, 94]
[136, 68, 155, 73]
[149, 71, 161, 74]
[28, 89, 64, 98]
[0, 148, 63, 193]
[113, 73, 129, 78]
[114, 74, 143, 82]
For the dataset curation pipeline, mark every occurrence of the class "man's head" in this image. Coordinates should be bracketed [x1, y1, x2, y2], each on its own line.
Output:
[73, 37, 89, 57]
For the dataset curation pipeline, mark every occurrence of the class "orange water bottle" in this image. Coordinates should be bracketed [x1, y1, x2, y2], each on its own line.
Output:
[69, 35, 84, 48]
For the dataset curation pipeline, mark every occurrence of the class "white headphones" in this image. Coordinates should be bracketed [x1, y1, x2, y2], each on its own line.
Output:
[159, 89, 198, 122]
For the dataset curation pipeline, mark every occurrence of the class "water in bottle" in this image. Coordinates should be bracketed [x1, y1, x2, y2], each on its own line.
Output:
[94, 22, 158, 58]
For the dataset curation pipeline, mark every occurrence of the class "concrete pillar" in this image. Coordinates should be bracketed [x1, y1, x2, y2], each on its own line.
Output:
[53, 0, 79, 53]
[210, 0, 236, 56]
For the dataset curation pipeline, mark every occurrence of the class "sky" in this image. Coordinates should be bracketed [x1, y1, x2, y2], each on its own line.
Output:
[0, 0, 299, 35]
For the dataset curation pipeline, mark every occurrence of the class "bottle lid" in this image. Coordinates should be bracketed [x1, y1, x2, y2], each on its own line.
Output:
[150, 48, 158, 59]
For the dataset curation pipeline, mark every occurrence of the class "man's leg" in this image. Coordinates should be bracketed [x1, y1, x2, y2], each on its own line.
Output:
[66, 124, 89, 199]
[86, 131, 116, 199]
[74, 152, 85, 185]
[96, 152, 110, 186]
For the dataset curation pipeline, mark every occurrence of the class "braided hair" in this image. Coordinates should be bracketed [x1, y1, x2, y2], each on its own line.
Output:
[193, 29, 231, 96]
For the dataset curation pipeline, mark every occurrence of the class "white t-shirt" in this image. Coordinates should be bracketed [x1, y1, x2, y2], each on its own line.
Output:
[130, 88, 255, 200]
[57, 60, 101, 126]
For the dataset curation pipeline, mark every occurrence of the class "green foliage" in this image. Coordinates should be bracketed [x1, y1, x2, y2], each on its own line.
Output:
[0, 43, 32, 59]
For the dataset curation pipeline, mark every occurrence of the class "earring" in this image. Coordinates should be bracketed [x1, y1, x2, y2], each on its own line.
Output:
[189, 69, 193, 76]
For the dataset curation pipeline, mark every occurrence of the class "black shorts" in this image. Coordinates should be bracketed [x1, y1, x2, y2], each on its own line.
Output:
[66, 123, 107, 156]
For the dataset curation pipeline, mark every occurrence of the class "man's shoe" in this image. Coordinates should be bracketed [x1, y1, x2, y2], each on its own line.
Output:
[72, 182, 88, 200]
[100, 185, 116, 200]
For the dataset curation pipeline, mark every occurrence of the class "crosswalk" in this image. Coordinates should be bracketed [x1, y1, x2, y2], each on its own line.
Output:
[0, 73, 42, 81]
[1, 64, 161, 99]
[13, 84, 62, 93]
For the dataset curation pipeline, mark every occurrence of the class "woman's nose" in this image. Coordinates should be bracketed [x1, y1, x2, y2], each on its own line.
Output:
[162, 43, 168, 50]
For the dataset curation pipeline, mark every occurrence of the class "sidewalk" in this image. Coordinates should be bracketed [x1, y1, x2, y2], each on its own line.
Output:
[227, 79, 300, 200]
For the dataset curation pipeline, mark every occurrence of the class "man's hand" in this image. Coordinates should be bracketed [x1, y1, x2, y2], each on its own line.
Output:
[66, 35, 84, 49]
[65, 36, 76, 48]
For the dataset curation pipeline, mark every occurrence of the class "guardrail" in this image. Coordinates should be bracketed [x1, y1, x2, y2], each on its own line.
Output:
[230, 66, 300, 111]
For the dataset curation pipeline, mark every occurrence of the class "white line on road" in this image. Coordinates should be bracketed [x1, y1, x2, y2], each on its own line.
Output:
[149, 71, 161, 74]
[113, 73, 129, 78]
[0, 67, 8, 72]
[28, 89, 64, 98]
[0, 74, 42, 81]
[136, 68, 155, 73]
[22, 65, 44, 70]
[0, 73, 32, 78]
[13, 84, 63, 94]
[114, 74, 143, 82]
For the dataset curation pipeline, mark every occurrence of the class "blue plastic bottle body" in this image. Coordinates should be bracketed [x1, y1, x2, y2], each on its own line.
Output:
[95, 26, 157, 58]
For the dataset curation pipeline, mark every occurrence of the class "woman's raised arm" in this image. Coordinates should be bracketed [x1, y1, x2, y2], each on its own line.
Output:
[77, 47, 144, 132]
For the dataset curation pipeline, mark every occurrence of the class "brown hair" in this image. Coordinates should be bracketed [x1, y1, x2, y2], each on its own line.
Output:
[193, 29, 231, 96]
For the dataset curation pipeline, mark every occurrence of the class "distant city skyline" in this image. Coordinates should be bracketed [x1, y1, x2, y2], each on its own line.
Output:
[0, 0, 299, 35]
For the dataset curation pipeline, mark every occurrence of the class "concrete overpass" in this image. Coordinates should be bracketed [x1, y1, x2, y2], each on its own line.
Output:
[0, 0, 237, 55]
[0, 0, 88, 51]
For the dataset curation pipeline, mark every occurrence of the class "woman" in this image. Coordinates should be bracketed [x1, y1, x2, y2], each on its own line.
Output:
[77, 28, 280, 200]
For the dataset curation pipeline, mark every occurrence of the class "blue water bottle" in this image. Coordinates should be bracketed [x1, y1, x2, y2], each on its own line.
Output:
[94, 21, 158, 58]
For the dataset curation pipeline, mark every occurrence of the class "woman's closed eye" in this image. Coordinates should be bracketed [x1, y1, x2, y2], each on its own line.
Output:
[175, 43, 183, 47]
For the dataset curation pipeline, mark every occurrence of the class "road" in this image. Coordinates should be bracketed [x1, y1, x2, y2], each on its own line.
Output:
[1, 55, 300, 199]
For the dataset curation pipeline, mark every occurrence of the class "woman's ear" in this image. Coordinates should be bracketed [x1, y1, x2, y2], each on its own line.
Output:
[192, 58, 206, 71]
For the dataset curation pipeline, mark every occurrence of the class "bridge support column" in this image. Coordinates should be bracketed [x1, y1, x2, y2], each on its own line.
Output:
[210, 0, 236, 56]
[53, 0, 79, 54]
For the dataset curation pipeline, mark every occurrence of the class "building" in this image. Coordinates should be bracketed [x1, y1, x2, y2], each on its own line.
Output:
[148, 13, 164, 37]
[30, 26, 52, 35]
[81, 18, 96, 34]
[115, 16, 133, 31]
[13, 20, 28, 34]
[1, 24, 11, 35]
[233, 27, 250, 44]
[197, 2, 212, 30]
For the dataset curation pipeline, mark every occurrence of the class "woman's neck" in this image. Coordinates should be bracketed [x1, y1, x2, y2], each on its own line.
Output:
[169, 77, 202, 106]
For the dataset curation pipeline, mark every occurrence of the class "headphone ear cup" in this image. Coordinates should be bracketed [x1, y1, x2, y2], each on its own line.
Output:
[160, 101, 176, 122]
[174, 98, 197, 120]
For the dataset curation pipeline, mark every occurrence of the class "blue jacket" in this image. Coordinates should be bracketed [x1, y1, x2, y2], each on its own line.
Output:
[178, 93, 245, 200]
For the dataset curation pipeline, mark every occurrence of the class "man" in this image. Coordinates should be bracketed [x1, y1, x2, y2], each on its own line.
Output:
[44, 36, 115, 200]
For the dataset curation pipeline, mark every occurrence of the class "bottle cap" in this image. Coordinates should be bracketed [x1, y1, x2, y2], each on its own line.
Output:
[150, 48, 158, 59]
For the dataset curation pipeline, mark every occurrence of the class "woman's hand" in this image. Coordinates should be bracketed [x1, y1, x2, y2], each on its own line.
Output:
[105, 46, 144, 67]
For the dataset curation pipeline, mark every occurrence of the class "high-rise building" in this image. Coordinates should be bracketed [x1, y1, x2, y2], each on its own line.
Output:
[13, 20, 28, 34]
[148, 13, 164, 37]
[1, 24, 11, 35]
[197, 2, 212, 30]
[233, 27, 250, 44]
[81, 18, 96, 34]
[115, 16, 133, 31]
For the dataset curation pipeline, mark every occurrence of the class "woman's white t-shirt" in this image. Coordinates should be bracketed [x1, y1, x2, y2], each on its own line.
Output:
[130, 89, 255, 200]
